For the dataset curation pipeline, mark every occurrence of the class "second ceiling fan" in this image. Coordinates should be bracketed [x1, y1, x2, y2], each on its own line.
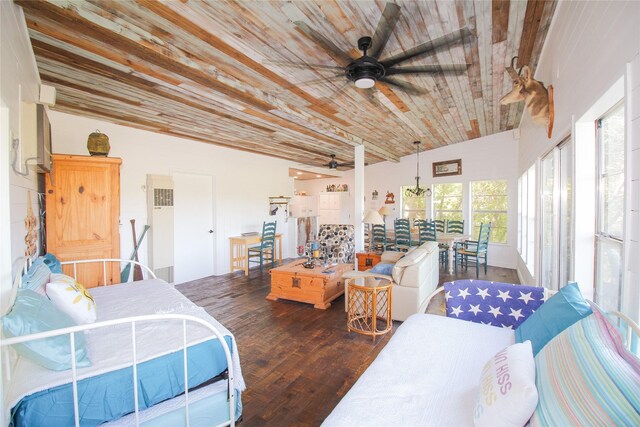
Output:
[276, 2, 471, 96]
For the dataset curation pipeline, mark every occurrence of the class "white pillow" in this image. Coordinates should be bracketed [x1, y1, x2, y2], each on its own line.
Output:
[474, 340, 538, 427]
[46, 273, 97, 324]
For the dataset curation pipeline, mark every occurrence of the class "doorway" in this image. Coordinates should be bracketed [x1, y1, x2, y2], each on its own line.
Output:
[173, 172, 215, 284]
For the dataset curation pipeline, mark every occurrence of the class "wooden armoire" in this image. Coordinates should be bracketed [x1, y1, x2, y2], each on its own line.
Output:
[46, 154, 122, 287]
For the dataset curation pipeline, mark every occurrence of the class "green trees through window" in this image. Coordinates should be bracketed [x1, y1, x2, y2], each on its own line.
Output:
[432, 183, 463, 222]
[471, 180, 508, 243]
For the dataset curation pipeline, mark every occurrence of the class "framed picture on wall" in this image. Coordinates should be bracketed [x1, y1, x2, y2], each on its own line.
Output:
[432, 159, 462, 177]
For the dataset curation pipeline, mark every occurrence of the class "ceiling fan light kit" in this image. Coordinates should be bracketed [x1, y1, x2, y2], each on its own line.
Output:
[355, 77, 376, 89]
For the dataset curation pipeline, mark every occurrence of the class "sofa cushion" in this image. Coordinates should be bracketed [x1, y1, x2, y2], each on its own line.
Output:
[418, 241, 439, 253]
[474, 340, 538, 427]
[391, 248, 427, 284]
[515, 282, 591, 355]
[380, 251, 404, 263]
[444, 280, 545, 329]
[530, 307, 640, 426]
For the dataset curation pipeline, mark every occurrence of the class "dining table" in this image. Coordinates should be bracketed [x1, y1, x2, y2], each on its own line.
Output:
[229, 233, 283, 276]
[436, 233, 472, 274]
[381, 230, 471, 275]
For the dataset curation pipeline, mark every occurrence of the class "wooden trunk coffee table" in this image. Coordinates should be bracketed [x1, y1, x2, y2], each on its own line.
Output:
[267, 259, 353, 309]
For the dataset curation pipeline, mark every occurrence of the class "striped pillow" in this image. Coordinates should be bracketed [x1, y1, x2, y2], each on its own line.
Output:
[530, 307, 640, 426]
[21, 258, 51, 295]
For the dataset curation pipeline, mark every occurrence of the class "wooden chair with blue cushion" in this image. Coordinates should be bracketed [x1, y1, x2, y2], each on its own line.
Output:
[394, 218, 412, 252]
[371, 223, 389, 252]
[455, 222, 491, 277]
[248, 221, 277, 272]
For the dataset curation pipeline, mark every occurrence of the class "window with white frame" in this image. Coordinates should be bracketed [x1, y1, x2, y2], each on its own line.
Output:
[518, 165, 536, 274]
[431, 183, 463, 222]
[595, 102, 625, 312]
[471, 180, 508, 244]
[401, 186, 426, 222]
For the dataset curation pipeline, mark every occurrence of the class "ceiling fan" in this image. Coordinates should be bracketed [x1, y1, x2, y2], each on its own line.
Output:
[273, 2, 471, 95]
[322, 154, 354, 169]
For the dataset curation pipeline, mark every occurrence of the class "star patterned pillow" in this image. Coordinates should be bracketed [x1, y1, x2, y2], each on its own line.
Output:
[443, 280, 546, 329]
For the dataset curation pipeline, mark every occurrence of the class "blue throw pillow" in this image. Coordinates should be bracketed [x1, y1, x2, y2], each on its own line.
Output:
[21, 258, 51, 294]
[2, 289, 91, 371]
[515, 282, 592, 355]
[43, 253, 63, 274]
[370, 262, 394, 276]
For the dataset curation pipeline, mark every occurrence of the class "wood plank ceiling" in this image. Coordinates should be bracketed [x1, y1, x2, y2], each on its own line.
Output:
[17, 0, 556, 168]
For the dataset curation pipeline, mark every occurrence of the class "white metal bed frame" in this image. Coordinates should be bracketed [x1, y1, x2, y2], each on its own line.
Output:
[1, 258, 236, 427]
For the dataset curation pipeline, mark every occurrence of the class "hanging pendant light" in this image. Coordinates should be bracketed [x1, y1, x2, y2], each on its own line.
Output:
[404, 141, 431, 197]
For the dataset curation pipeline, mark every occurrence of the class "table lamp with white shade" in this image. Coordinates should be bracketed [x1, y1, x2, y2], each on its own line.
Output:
[378, 206, 392, 221]
[363, 209, 384, 252]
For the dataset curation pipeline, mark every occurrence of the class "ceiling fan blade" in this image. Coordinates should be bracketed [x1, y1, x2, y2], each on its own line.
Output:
[277, 74, 345, 91]
[381, 27, 472, 68]
[263, 60, 345, 72]
[294, 21, 354, 67]
[318, 79, 352, 102]
[359, 88, 387, 110]
[379, 77, 427, 95]
[369, 2, 402, 59]
[386, 64, 469, 75]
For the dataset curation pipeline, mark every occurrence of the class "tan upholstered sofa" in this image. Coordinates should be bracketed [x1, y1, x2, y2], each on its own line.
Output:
[344, 241, 440, 321]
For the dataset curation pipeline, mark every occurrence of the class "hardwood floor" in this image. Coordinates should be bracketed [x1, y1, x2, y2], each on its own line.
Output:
[177, 260, 519, 426]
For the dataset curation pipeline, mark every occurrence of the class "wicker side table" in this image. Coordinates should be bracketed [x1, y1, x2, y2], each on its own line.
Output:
[347, 278, 392, 342]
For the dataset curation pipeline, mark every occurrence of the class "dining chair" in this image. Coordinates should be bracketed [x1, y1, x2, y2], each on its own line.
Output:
[455, 222, 491, 277]
[248, 221, 277, 272]
[442, 219, 464, 265]
[417, 220, 437, 244]
[433, 219, 446, 233]
[394, 218, 412, 252]
[371, 223, 389, 252]
[446, 219, 464, 234]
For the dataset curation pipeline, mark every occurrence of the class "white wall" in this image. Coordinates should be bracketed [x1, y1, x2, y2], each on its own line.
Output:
[515, 0, 640, 319]
[1, 1, 42, 313]
[50, 111, 297, 279]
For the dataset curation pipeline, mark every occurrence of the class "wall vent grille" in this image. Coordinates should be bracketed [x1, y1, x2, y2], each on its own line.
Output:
[154, 188, 173, 207]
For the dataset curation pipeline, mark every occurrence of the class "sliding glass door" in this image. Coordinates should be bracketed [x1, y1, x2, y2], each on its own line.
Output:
[539, 138, 573, 290]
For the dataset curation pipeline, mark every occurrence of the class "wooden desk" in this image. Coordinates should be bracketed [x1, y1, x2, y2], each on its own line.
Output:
[436, 233, 472, 274]
[229, 233, 282, 276]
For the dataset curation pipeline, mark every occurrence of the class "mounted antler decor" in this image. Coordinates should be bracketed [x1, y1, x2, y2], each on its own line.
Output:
[500, 57, 554, 139]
